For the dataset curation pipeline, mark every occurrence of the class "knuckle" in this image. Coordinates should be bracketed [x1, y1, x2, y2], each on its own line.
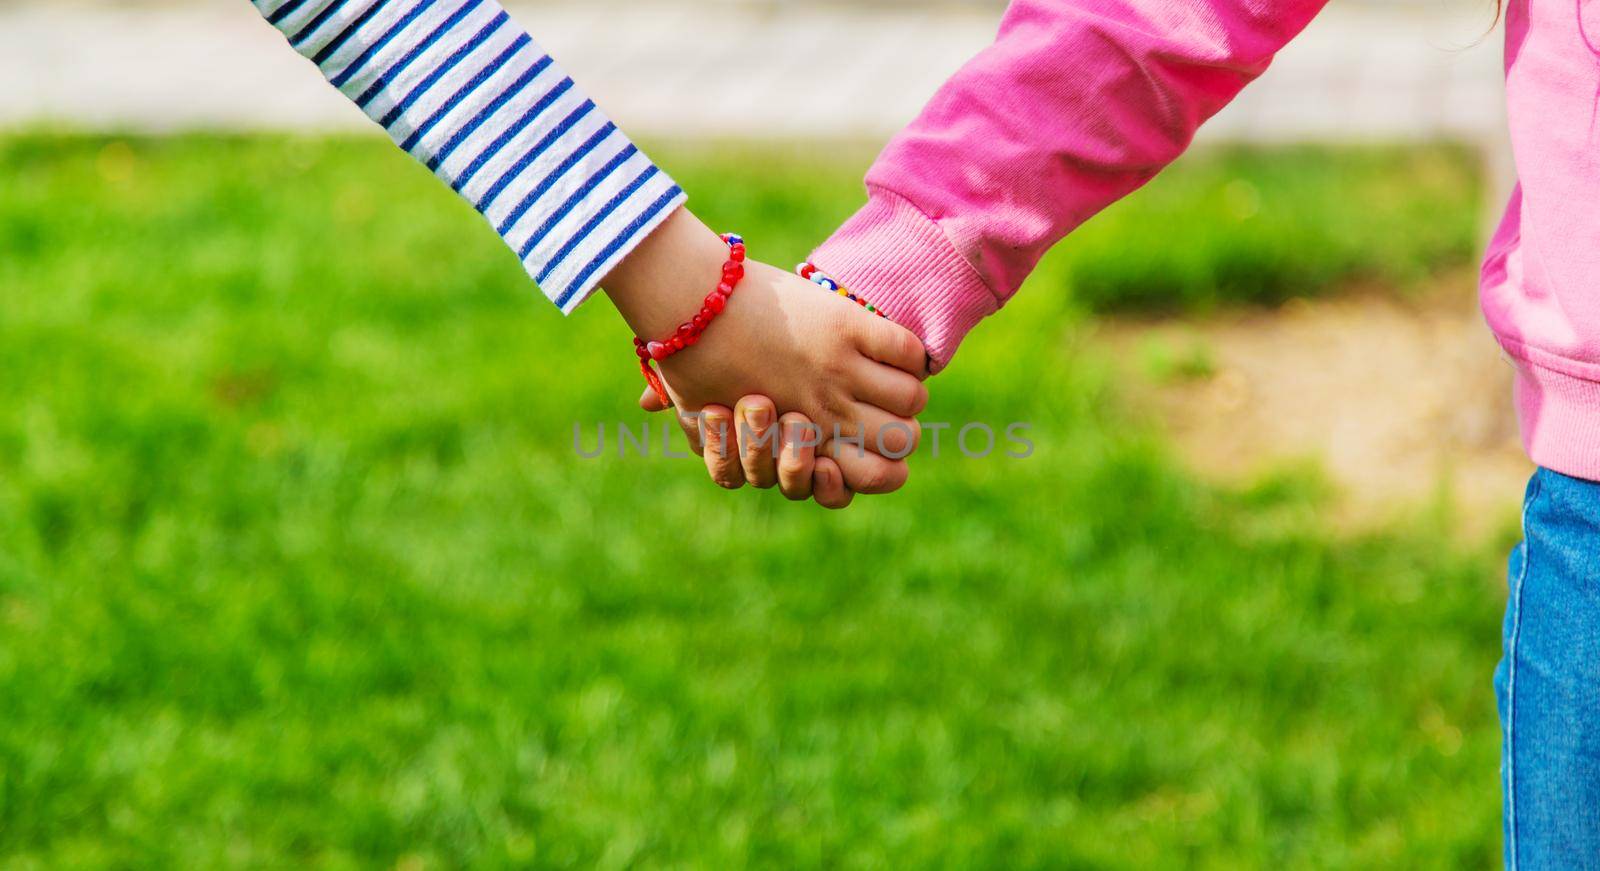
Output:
[876, 427, 901, 456]
[823, 389, 855, 422]
[895, 329, 920, 363]
[854, 469, 890, 494]
[893, 418, 922, 454]
[874, 423, 910, 456]
[906, 381, 929, 416]
[820, 491, 853, 510]
[778, 410, 812, 434]
[712, 427, 733, 451]
[743, 426, 776, 456]
[888, 381, 924, 418]
[742, 459, 775, 488]
[774, 457, 806, 493]
[776, 451, 805, 479]
[859, 463, 908, 494]
[869, 322, 916, 365]
[819, 355, 850, 384]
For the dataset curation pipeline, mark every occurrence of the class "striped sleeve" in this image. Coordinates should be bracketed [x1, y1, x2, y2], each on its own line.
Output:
[252, 0, 686, 312]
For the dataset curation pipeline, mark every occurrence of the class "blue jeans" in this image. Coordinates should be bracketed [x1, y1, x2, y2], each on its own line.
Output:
[1496, 468, 1600, 869]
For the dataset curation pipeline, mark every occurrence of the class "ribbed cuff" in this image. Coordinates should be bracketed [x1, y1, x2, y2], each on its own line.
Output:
[810, 187, 997, 373]
[1511, 355, 1600, 483]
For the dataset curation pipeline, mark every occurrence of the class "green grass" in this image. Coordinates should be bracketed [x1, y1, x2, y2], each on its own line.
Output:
[662, 140, 1484, 315]
[1047, 145, 1483, 312]
[0, 134, 1508, 868]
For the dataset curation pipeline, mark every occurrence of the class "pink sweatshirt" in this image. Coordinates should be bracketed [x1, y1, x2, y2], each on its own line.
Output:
[812, 0, 1600, 482]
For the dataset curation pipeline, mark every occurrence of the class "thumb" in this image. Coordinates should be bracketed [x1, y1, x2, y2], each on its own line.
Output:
[639, 386, 672, 412]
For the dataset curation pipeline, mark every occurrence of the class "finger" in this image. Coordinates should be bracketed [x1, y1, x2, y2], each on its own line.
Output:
[776, 412, 818, 501]
[855, 318, 929, 379]
[676, 405, 707, 455]
[851, 359, 929, 418]
[735, 396, 779, 489]
[842, 402, 921, 459]
[701, 407, 745, 489]
[639, 386, 671, 412]
[811, 457, 854, 509]
[827, 441, 909, 495]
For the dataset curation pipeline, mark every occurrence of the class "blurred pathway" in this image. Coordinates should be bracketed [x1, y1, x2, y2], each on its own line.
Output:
[1, 1, 1505, 143]
[1099, 275, 1532, 535]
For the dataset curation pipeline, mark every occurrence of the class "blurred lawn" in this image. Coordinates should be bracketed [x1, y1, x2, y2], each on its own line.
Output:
[665, 140, 1483, 315]
[0, 135, 1506, 868]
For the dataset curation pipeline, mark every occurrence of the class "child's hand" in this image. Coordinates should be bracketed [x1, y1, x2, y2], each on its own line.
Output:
[604, 208, 928, 494]
[671, 396, 855, 509]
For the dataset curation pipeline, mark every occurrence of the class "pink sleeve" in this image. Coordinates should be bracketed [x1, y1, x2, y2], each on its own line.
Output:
[811, 0, 1328, 370]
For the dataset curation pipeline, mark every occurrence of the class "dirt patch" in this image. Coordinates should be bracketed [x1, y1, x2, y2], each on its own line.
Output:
[1096, 274, 1533, 536]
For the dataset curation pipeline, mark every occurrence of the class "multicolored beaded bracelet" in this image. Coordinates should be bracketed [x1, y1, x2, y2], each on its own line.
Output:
[631, 233, 747, 408]
[797, 261, 889, 319]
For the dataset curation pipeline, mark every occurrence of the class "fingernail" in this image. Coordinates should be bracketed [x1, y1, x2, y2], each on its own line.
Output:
[746, 406, 770, 429]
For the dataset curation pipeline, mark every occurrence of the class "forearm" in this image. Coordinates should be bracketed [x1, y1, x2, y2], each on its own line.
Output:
[815, 0, 1328, 370]
[253, 0, 684, 311]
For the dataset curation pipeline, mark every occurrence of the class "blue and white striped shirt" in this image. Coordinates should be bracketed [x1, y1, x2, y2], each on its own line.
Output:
[254, 0, 686, 312]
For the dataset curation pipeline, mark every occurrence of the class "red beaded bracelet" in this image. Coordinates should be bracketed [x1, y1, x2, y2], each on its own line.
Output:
[631, 232, 746, 408]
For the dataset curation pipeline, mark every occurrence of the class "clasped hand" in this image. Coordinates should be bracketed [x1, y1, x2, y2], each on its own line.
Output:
[602, 208, 928, 508]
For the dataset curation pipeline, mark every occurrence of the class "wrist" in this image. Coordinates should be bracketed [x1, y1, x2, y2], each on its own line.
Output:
[812, 187, 996, 373]
[601, 206, 731, 338]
